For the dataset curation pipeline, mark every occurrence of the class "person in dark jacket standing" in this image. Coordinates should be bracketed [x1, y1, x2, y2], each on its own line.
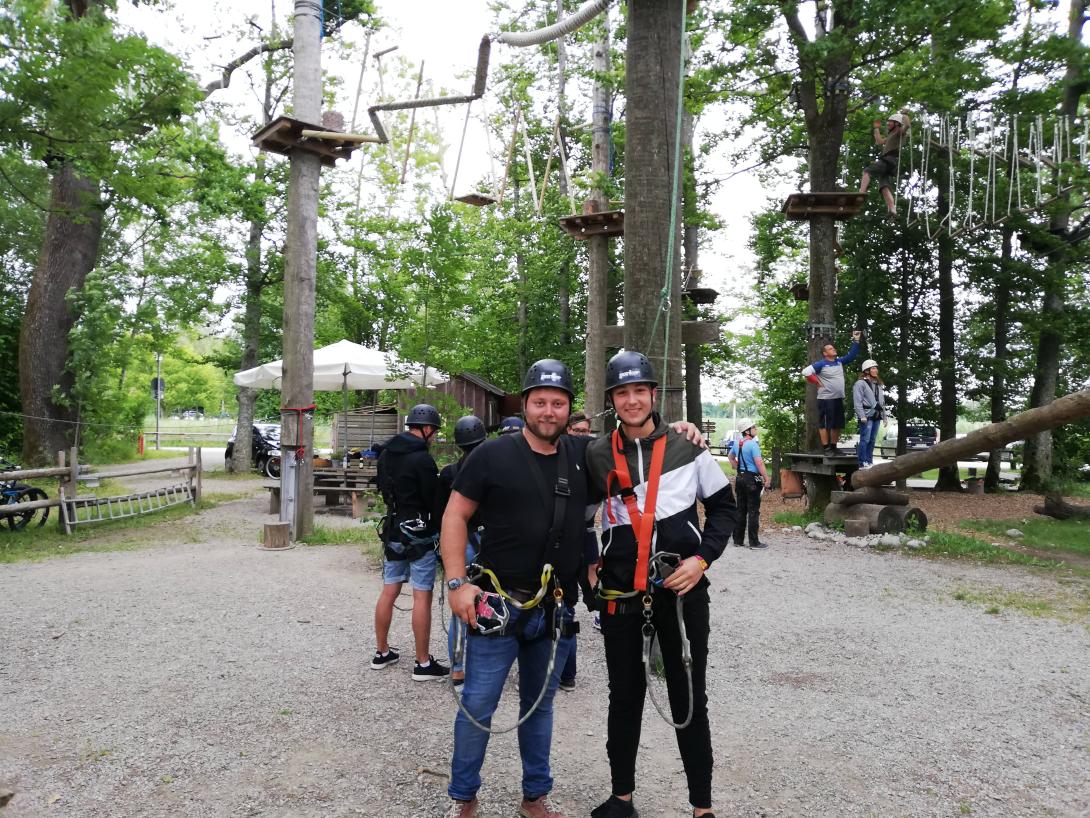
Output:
[436, 415, 488, 690]
[372, 403, 450, 682]
[585, 350, 737, 818]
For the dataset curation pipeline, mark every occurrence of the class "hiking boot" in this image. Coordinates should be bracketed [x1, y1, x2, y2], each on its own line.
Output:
[370, 648, 399, 670]
[442, 798, 478, 818]
[732, 540, 746, 547]
[412, 655, 450, 681]
[591, 795, 638, 818]
[748, 541, 769, 550]
[518, 794, 567, 818]
[592, 612, 601, 631]
[558, 678, 576, 692]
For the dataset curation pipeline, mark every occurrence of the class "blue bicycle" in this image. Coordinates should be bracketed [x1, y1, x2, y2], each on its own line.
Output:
[0, 458, 49, 531]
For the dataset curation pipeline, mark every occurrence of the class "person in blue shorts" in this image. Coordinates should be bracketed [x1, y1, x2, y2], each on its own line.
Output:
[801, 330, 862, 455]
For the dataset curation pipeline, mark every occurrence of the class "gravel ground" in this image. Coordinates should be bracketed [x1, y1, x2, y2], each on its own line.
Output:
[1, 478, 1089, 818]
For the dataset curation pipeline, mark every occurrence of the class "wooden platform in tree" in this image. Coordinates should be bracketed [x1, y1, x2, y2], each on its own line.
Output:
[454, 192, 497, 207]
[557, 209, 624, 239]
[252, 116, 363, 167]
[782, 192, 866, 221]
[683, 287, 719, 305]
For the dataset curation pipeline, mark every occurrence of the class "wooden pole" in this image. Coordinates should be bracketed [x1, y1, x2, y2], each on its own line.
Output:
[280, 0, 322, 539]
[624, 0, 685, 422]
[583, 8, 610, 432]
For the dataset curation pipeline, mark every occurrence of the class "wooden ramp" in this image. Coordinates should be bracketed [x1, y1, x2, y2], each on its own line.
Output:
[558, 209, 624, 239]
[782, 192, 867, 221]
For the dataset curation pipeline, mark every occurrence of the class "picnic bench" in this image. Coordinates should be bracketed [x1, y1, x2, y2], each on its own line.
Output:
[265, 462, 379, 516]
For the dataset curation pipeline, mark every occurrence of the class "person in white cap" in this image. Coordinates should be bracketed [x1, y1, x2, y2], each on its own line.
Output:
[853, 360, 887, 468]
[859, 112, 910, 217]
[727, 420, 771, 549]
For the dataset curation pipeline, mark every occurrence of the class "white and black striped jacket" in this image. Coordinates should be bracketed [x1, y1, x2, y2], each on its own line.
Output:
[586, 416, 737, 594]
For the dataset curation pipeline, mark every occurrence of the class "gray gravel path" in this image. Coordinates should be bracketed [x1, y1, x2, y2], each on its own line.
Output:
[1, 484, 1088, 818]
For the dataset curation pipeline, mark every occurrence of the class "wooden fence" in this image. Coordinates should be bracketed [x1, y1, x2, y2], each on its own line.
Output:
[0, 448, 202, 534]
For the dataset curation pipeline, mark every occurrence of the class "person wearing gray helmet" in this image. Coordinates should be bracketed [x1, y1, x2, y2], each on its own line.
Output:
[372, 404, 450, 682]
[853, 359, 887, 469]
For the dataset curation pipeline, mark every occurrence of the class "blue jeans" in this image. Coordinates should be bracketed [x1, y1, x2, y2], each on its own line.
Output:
[858, 418, 881, 466]
[448, 604, 575, 802]
[382, 547, 438, 591]
[447, 539, 479, 675]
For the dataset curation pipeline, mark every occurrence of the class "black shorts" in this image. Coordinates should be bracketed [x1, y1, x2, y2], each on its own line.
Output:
[865, 154, 898, 191]
[818, 398, 846, 430]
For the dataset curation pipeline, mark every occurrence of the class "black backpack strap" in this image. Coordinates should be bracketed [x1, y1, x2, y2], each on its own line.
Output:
[512, 434, 571, 567]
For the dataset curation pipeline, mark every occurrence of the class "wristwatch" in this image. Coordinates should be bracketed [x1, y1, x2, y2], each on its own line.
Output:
[447, 576, 471, 591]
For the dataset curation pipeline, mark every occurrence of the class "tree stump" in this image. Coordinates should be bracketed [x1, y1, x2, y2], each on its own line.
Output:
[849, 503, 927, 534]
[1033, 492, 1090, 520]
[823, 502, 854, 526]
[262, 522, 291, 549]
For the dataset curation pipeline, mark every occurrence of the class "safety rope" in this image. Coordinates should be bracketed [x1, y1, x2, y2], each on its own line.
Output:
[645, 0, 688, 409]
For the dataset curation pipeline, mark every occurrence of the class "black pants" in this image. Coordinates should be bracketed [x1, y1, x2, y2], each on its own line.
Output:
[733, 474, 762, 545]
[600, 585, 712, 809]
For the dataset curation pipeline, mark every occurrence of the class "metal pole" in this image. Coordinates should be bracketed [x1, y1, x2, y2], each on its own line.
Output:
[342, 369, 349, 468]
[155, 352, 162, 451]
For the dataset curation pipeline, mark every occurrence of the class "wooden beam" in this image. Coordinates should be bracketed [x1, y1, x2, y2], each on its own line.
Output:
[603, 320, 721, 347]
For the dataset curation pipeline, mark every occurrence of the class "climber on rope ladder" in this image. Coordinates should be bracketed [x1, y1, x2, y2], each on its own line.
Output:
[859, 112, 910, 219]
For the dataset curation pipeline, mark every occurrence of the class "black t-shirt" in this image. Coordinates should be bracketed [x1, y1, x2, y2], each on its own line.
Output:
[452, 432, 590, 600]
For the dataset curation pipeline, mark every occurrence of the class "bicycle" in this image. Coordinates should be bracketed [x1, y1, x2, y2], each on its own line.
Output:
[0, 458, 50, 531]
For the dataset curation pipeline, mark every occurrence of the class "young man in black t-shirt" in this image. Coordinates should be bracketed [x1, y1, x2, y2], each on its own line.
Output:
[440, 359, 585, 818]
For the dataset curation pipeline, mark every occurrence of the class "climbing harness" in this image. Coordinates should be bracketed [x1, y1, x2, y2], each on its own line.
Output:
[599, 430, 695, 730]
[448, 585, 567, 735]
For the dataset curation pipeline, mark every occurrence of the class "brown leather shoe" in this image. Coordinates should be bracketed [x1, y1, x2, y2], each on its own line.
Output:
[443, 798, 478, 818]
[518, 795, 567, 818]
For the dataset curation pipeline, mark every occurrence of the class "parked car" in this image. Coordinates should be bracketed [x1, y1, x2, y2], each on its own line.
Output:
[879, 424, 938, 456]
[180, 409, 204, 420]
[225, 423, 281, 478]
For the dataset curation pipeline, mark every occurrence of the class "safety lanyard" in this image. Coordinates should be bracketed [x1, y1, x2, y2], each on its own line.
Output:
[605, 430, 667, 592]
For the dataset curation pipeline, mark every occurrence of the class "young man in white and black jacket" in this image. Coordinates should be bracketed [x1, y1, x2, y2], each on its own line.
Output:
[585, 351, 737, 818]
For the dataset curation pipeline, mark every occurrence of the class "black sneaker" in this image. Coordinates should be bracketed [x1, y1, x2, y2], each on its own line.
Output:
[732, 540, 746, 547]
[559, 679, 576, 692]
[591, 795, 638, 818]
[749, 541, 769, 549]
[370, 648, 399, 670]
[412, 655, 450, 682]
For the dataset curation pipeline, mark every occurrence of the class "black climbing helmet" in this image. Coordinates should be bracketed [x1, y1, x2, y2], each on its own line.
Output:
[453, 415, 486, 448]
[405, 403, 441, 429]
[521, 359, 575, 399]
[604, 350, 658, 397]
[497, 416, 525, 435]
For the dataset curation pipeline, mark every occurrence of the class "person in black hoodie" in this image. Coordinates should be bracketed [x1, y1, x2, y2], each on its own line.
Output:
[371, 403, 450, 682]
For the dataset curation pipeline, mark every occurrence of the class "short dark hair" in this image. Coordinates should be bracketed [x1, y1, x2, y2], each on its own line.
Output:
[567, 412, 589, 429]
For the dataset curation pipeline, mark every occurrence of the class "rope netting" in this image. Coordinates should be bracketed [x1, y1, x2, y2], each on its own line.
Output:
[895, 112, 1087, 239]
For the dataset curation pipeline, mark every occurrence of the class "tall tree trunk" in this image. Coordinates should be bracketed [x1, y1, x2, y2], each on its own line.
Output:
[1021, 0, 1086, 491]
[624, 0, 684, 421]
[232, 206, 266, 474]
[554, 0, 571, 346]
[583, 8, 610, 431]
[514, 172, 528, 376]
[681, 108, 702, 427]
[19, 163, 103, 465]
[934, 165, 962, 492]
[984, 227, 1012, 491]
[280, 0, 321, 537]
[894, 245, 911, 491]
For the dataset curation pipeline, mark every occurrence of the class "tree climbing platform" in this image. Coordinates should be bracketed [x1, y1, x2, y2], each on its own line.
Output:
[558, 209, 625, 239]
[252, 116, 372, 166]
[782, 192, 867, 221]
[683, 287, 719, 305]
[453, 192, 498, 207]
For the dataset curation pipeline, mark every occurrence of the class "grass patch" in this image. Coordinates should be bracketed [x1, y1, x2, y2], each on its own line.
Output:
[296, 522, 382, 553]
[773, 509, 822, 527]
[959, 517, 1090, 559]
[950, 585, 1090, 624]
[0, 497, 224, 564]
[911, 529, 1064, 570]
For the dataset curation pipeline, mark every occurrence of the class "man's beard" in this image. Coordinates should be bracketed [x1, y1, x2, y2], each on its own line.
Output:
[525, 417, 564, 444]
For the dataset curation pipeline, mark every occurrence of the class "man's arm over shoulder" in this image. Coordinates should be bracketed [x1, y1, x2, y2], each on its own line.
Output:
[691, 447, 737, 565]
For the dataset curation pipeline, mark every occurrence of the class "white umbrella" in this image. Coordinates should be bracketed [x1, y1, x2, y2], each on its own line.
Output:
[233, 340, 448, 456]
[233, 339, 447, 391]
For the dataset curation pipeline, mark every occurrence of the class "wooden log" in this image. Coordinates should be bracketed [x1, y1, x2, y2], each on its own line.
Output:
[844, 518, 870, 538]
[263, 522, 291, 549]
[268, 486, 281, 514]
[830, 487, 909, 507]
[854, 386, 1090, 488]
[823, 502, 854, 526]
[1033, 492, 1090, 520]
[846, 503, 928, 534]
[351, 491, 365, 518]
